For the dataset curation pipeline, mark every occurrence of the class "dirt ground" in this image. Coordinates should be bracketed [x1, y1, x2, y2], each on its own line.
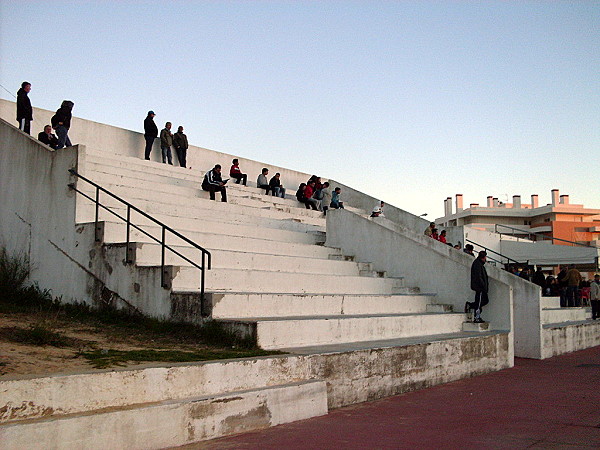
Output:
[0, 311, 222, 379]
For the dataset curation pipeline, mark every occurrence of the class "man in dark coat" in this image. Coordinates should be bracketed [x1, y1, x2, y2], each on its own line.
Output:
[202, 164, 227, 202]
[16, 81, 33, 134]
[465, 251, 489, 323]
[38, 125, 59, 149]
[172, 125, 188, 168]
[51, 100, 74, 149]
[143, 111, 158, 160]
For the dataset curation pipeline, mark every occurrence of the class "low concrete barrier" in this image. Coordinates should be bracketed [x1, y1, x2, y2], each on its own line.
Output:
[325, 209, 524, 364]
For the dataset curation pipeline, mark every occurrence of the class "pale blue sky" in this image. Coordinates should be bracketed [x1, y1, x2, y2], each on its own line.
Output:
[1, 1, 599, 218]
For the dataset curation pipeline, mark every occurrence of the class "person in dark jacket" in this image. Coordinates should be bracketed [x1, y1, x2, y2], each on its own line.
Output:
[16, 81, 33, 134]
[202, 164, 227, 202]
[37, 125, 59, 149]
[172, 125, 188, 168]
[269, 173, 286, 198]
[51, 100, 74, 149]
[465, 251, 489, 323]
[532, 268, 546, 290]
[159, 122, 173, 165]
[143, 111, 158, 160]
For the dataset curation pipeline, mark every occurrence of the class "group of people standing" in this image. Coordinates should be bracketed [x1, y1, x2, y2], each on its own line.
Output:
[143, 111, 189, 167]
[16, 81, 74, 150]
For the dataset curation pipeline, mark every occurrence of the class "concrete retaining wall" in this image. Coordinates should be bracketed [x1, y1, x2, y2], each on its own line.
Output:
[1, 332, 509, 424]
[541, 321, 600, 359]
[325, 209, 556, 363]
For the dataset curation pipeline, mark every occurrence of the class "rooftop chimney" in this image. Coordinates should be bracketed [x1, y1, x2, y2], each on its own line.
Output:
[560, 195, 569, 205]
[470, 203, 479, 208]
[456, 194, 463, 212]
[487, 196, 493, 208]
[493, 197, 499, 207]
[513, 195, 521, 209]
[551, 189, 559, 206]
[531, 194, 539, 208]
[444, 197, 452, 216]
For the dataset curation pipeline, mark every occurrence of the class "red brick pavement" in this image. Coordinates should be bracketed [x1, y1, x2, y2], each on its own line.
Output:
[193, 346, 600, 449]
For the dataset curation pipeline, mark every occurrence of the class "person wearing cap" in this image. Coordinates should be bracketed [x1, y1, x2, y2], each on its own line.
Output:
[466, 251, 489, 323]
[143, 111, 158, 160]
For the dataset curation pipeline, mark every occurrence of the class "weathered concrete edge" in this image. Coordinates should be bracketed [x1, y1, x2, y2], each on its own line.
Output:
[0, 380, 328, 450]
[1, 332, 510, 423]
[541, 321, 600, 359]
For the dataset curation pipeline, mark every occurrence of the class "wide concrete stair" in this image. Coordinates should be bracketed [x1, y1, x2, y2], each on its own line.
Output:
[0, 375, 327, 450]
[540, 296, 599, 359]
[541, 296, 592, 325]
[73, 149, 475, 351]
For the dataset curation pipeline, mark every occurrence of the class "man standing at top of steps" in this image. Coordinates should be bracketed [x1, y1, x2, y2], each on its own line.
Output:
[202, 164, 227, 202]
[173, 126, 188, 168]
[466, 251, 489, 323]
[16, 81, 32, 134]
[160, 122, 174, 165]
[143, 111, 158, 160]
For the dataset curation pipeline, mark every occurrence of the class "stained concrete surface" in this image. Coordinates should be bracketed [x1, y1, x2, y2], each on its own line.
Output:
[190, 346, 600, 449]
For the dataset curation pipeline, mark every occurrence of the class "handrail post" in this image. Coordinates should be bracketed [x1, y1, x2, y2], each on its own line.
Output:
[125, 205, 132, 264]
[94, 186, 101, 242]
[201, 251, 206, 302]
[161, 226, 166, 288]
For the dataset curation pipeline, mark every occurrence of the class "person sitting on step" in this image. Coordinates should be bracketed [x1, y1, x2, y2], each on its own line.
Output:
[230, 158, 247, 186]
[330, 187, 344, 210]
[257, 168, 271, 195]
[202, 164, 228, 202]
[371, 201, 384, 218]
[269, 172, 286, 198]
[302, 180, 321, 210]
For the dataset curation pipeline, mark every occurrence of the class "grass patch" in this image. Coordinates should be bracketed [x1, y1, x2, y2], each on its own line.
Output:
[80, 348, 276, 369]
[0, 325, 86, 348]
[0, 246, 283, 371]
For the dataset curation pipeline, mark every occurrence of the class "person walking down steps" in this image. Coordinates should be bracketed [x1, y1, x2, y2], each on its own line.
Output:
[466, 251, 489, 323]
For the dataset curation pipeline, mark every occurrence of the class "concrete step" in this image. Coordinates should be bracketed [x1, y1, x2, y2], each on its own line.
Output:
[133, 242, 367, 276]
[541, 296, 561, 309]
[0, 380, 328, 449]
[204, 292, 438, 319]
[89, 208, 325, 246]
[75, 180, 327, 226]
[174, 267, 407, 294]
[541, 307, 590, 324]
[220, 313, 468, 350]
[426, 304, 454, 313]
[462, 322, 490, 332]
[85, 158, 307, 209]
[93, 221, 335, 259]
[77, 177, 311, 216]
[76, 193, 325, 229]
[83, 202, 324, 235]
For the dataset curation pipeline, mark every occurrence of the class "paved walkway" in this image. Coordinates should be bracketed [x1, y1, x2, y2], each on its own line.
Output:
[196, 346, 600, 449]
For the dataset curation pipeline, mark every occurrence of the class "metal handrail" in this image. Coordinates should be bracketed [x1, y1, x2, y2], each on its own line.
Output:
[68, 169, 211, 299]
[494, 224, 593, 248]
[465, 238, 523, 267]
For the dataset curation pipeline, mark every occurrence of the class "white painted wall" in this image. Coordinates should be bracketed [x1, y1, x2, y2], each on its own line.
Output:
[326, 209, 546, 359]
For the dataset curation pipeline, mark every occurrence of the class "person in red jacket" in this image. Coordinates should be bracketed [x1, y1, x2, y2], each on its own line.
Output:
[229, 159, 247, 186]
[439, 230, 447, 244]
[302, 181, 321, 210]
